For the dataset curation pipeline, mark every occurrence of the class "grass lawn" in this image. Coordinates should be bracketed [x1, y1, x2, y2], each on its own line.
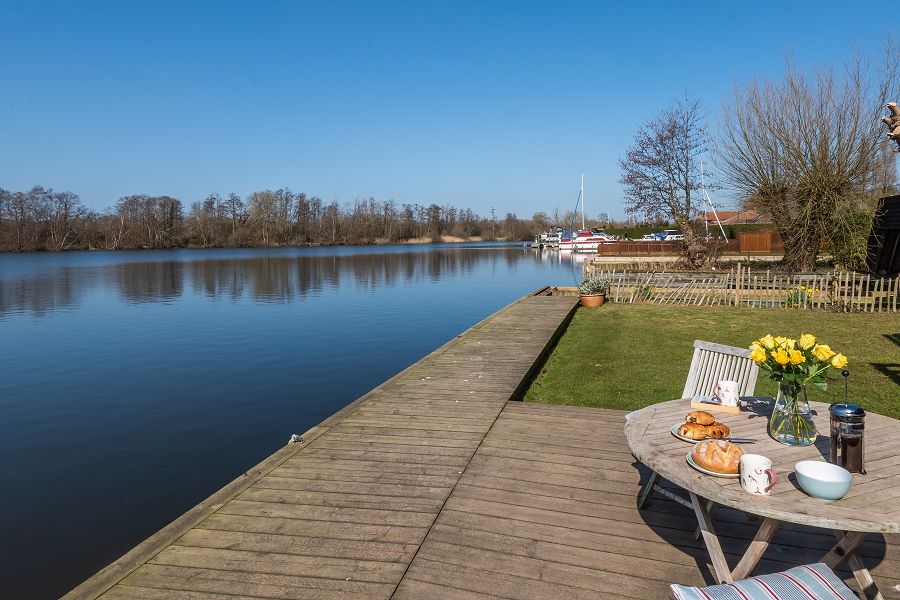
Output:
[524, 303, 900, 419]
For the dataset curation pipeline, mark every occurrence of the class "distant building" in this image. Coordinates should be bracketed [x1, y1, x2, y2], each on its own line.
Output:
[703, 210, 769, 225]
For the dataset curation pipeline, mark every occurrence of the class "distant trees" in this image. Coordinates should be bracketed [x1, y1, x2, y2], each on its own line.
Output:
[111, 194, 184, 249]
[0, 186, 89, 250]
[718, 50, 900, 271]
[0, 186, 544, 251]
[619, 96, 715, 267]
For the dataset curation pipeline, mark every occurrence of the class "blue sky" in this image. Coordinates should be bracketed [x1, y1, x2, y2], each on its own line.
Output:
[1, 1, 895, 218]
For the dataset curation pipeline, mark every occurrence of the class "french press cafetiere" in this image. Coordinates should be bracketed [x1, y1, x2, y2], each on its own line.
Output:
[829, 402, 865, 474]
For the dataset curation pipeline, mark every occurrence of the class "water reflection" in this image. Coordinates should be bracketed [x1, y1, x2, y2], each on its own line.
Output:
[0, 268, 81, 317]
[0, 246, 565, 316]
[117, 261, 185, 304]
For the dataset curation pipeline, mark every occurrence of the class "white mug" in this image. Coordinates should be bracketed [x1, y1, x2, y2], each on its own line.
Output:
[740, 454, 778, 495]
[713, 380, 740, 407]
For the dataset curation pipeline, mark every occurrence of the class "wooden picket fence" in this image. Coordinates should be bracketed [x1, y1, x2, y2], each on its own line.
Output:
[582, 263, 899, 312]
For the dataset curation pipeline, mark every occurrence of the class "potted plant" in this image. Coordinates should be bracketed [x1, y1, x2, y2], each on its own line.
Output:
[577, 274, 610, 308]
[748, 334, 848, 446]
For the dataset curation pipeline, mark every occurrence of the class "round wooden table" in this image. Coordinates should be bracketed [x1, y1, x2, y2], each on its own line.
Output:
[624, 397, 900, 600]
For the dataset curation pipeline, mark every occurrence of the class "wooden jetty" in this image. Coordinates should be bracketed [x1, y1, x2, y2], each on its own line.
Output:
[65, 290, 899, 599]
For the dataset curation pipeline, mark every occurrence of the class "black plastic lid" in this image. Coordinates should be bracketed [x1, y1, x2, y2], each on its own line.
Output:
[830, 402, 865, 419]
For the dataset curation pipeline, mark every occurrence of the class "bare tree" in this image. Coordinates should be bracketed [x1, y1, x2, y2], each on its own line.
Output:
[619, 96, 713, 267]
[47, 190, 86, 250]
[718, 47, 899, 271]
[1, 184, 541, 251]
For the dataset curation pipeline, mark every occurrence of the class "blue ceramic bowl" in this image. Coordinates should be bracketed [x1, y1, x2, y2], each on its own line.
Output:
[794, 461, 852, 500]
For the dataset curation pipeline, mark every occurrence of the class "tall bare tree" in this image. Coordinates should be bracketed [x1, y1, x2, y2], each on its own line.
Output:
[619, 96, 713, 267]
[718, 47, 899, 271]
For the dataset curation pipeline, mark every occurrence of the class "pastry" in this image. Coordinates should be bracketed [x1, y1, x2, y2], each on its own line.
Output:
[685, 410, 715, 426]
[677, 422, 708, 440]
[692, 439, 743, 474]
[705, 422, 731, 439]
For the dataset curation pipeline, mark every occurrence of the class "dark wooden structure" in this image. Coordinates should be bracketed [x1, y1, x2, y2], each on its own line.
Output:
[868, 194, 900, 276]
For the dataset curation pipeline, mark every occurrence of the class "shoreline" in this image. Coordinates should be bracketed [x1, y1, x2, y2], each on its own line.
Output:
[0, 236, 527, 255]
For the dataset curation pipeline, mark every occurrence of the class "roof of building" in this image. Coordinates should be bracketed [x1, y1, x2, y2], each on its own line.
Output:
[704, 210, 767, 224]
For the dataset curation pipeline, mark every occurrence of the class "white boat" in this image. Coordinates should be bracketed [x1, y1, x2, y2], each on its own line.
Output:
[539, 229, 562, 246]
[559, 229, 615, 251]
[525, 228, 563, 249]
[558, 175, 614, 251]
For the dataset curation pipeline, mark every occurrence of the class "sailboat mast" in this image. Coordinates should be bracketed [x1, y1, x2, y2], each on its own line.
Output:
[580, 173, 585, 230]
[700, 161, 727, 240]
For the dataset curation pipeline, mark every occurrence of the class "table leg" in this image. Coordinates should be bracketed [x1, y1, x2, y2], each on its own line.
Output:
[847, 553, 883, 600]
[637, 470, 659, 509]
[822, 531, 867, 569]
[730, 517, 779, 580]
[690, 492, 733, 583]
[693, 500, 716, 541]
[822, 531, 882, 600]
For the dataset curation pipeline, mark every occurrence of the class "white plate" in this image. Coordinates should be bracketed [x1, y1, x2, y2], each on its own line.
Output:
[686, 451, 740, 478]
[671, 423, 709, 442]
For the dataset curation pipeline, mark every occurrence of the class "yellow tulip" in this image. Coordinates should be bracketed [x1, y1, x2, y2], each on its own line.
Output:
[749, 347, 767, 364]
[774, 336, 787, 348]
[772, 349, 790, 365]
[812, 344, 835, 362]
[831, 354, 848, 369]
[786, 338, 797, 350]
[799, 333, 816, 350]
[789, 350, 805, 365]
[760, 335, 776, 350]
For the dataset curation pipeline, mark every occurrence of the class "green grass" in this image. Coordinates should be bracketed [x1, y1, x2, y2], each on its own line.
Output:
[524, 303, 900, 418]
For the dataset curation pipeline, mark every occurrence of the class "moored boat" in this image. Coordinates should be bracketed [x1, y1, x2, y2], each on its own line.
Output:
[558, 174, 614, 252]
[559, 229, 614, 251]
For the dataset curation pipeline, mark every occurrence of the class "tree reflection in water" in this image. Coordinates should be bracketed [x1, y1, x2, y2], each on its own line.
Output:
[0, 245, 555, 315]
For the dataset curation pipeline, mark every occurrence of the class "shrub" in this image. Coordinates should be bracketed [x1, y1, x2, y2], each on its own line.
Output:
[578, 274, 611, 296]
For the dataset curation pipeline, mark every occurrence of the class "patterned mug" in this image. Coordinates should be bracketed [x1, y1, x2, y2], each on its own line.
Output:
[740, 454, 777, 495]
[713, 380, 740, 407]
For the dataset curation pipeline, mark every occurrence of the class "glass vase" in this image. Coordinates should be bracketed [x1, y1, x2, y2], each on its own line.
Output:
[769, 381, 817, 446]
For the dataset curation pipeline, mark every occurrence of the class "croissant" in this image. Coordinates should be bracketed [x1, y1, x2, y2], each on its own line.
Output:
[692, 439, 743, 474]
[705, 422, 731, 439]
[678, 423, 709, 440]
[685, 411, 715, 426]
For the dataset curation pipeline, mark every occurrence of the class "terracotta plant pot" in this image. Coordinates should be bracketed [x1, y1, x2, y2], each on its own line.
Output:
[579, 294, 605, 308]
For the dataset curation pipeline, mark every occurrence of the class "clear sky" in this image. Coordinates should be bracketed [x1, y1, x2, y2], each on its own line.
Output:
[0, 1, 894, 218]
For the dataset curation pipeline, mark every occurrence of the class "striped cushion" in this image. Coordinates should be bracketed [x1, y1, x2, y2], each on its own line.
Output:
[670, 563, 858, 600]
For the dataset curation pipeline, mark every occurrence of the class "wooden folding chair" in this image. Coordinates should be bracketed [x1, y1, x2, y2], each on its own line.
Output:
[637, 340, 759, 510]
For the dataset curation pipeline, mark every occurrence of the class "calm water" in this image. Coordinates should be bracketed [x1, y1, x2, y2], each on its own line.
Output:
[0, 243, 583, 599]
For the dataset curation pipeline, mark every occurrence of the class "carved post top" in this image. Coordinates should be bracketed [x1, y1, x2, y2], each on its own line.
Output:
[884, 102, 900, 152]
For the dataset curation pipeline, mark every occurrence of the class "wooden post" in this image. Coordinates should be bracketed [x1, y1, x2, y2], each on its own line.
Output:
[891, 276, 900, 312]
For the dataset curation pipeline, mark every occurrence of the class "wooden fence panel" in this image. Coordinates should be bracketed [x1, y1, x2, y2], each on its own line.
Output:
[582, 265, 898, 313]
[735, 230, 784, 253]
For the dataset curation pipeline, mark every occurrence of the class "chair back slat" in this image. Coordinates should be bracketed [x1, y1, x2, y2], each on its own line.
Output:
[681, 339, 759, 398]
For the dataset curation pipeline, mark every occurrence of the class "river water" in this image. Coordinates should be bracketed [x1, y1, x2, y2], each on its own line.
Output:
[0, 243, 584, 599]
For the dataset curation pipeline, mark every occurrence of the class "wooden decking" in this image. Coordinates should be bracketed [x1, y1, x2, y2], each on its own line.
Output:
[398, 403, 900, 598]
[64, 291, 899, 599]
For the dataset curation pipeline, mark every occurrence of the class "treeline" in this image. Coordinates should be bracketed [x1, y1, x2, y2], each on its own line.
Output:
[0, 186, 539, 251]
